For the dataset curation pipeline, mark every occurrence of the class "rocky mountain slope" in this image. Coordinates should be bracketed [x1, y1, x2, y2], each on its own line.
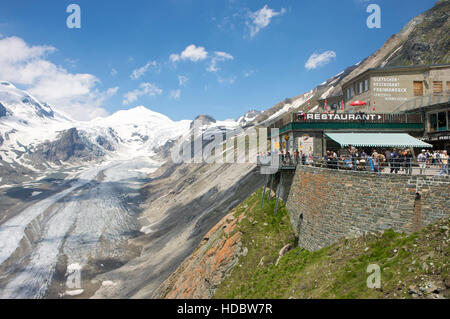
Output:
[90, 125, 266, 298]
[156, 188, 449, 299]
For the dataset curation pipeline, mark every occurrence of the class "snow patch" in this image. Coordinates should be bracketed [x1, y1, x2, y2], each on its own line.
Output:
[63, 289, 84, 296]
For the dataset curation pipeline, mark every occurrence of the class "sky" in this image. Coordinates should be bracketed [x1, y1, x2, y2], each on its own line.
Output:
[0, 0, 438, 121]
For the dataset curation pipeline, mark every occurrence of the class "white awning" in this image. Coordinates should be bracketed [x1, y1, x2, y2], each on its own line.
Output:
[325, 133, 433, 148]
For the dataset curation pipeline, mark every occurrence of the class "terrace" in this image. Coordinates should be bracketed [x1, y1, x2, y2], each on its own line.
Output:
[268, 112, 425, 137]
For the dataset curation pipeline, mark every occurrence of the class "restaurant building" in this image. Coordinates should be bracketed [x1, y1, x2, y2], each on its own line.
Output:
[317, 64, 450, 113]
[341, 64, 450, 113]
[406, 99, 450, 151]
[266, 64, 450, 156]
[268, 112, 430, 157]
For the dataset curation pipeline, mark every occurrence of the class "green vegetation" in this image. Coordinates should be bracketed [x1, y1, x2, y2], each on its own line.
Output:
[215, 188, 449, 299]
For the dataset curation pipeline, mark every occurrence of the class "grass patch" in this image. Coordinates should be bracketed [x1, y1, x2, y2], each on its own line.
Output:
[215, 188, 449, 299]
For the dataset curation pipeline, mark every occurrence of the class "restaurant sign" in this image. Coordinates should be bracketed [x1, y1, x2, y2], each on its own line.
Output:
[299, 113, 383, 121]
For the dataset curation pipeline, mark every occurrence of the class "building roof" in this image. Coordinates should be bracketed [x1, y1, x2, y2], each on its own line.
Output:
[325, 132, 432, 148]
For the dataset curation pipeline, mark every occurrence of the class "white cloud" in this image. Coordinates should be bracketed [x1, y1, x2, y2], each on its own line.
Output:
[244, 69, 256, 78]
[247, 5, 286, 38]
[130, 61, 158, 80]
[0, 36, 117, 120]
[305, 51, 337, 70]
[207, 51, 234, 73]
[170, 44, 208, 63]
[111, 68, 118, 76]
[218, 76, 236, 85]
[65, 58, 78, 69]
[178, 75, 188, 86]
[122, 82, 162, 105]
[169, 89, 181, 100]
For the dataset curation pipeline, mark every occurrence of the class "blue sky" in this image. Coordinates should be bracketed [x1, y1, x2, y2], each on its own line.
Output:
[0, 0, 437, 121]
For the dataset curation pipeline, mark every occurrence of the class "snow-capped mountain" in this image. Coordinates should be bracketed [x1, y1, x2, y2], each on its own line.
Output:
[0, 82, 194, 184]
[237, 110, 261, 127]
[0, 82, 255, 185]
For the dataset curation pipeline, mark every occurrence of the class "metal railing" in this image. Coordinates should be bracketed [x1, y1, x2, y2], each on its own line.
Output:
[393, 90, 450, 113]
[257, 154, 449, 176]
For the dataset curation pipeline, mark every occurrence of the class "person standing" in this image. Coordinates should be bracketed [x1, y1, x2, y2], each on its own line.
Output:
[418, 150, 427, 175]
[439, 151, 449, 176]
[390, 149, 399, 174]
[385, 149, 391, 171]
[405, 149, 413, 176]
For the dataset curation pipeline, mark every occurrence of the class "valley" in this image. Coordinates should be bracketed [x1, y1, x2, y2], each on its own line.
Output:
[0, 156, 158, 298]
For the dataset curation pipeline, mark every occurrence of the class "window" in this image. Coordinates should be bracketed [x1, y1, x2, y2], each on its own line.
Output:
[358, 82, 363, 94]
[346, 87, 354, 99]
[433, 81, 443, 95]
[364, 79, 369, 92]
[437, 112, 447, 131]
[413, 81, 423, 96]
[429, 113, 437, 132]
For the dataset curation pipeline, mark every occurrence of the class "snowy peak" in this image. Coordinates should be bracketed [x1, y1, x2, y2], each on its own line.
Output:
[190, 115, 216, 129]
[237, 110, 261, 126]
[98, 106, 174, 124]
[0, 81, 62, 122]
[0, 83, 193, 179]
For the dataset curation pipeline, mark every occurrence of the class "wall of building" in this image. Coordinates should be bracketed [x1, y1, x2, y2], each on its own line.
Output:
[342, 66, 450, 113]
[286, 166, 450, 251]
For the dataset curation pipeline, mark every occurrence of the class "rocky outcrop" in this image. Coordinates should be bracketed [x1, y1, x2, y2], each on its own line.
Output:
[386, 0, 450, 66]
[0, 102, 7, 117]
[30, 128, 104, 163]
[237, 110, 261, 127]
[96, 135, 115, 152]
[154, 211, 247, 299]
[190, 115, 216, 128]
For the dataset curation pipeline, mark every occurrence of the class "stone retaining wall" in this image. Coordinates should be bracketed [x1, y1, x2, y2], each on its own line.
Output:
[286, 166, 450, 251]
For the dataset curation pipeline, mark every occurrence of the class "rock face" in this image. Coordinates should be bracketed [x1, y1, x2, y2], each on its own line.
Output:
[154, 212, 247, 299]
[190, 115, 216, 129]
[31, 128, 104, 163]
[237, 110, 261, 127]
[386, 0, 450, 66]
[0, 103, 6, 117]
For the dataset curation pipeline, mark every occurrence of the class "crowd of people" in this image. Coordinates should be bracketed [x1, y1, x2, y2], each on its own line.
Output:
[259, 146, 449, 176]
[325, 146, 449, 175]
